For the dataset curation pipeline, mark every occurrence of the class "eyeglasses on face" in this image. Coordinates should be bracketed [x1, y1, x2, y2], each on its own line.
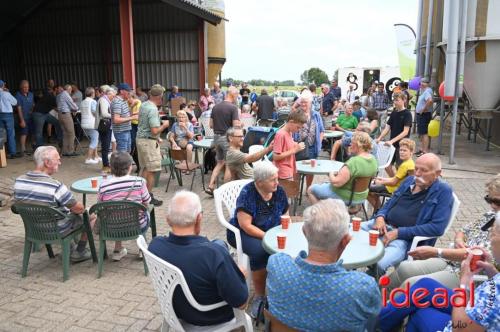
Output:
[484, 195, 500, 206]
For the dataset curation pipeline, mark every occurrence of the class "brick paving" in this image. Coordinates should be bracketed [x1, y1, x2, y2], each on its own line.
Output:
[0, 135, 498, 331]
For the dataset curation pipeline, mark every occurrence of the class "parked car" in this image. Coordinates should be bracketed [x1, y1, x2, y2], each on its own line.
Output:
[273, 90, 300, 106]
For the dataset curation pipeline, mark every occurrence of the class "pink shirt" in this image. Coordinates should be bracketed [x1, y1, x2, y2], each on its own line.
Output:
[273, 129, 296, 179]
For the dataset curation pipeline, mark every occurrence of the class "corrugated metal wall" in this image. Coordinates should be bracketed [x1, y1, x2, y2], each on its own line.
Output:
[0, 0, 201, 101]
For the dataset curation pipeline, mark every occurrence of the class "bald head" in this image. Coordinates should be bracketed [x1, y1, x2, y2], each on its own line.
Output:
[226, 86, 239, 102]
[418, 153, 441, 171]
[415, 152, 442, 189]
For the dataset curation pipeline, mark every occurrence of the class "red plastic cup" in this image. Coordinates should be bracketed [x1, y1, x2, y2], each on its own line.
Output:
[310, 159, 316, 167]
[91, 178, 98, 188]
[277, 233, 287, 249]
[369, 230, 379, 246]
[352, 217, 361, 231]
[470, 249, 484, 271]
[281, 215, 290, 230]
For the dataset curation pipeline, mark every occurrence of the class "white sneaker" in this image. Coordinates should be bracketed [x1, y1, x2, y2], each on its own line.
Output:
[112, 248, 127, 261]
[85, 158, 98, 164]
[94, 157, 102, 162]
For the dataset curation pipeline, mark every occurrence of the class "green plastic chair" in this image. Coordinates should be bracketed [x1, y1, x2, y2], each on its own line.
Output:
[11, 203, 97, 282]
[89, 201, 150, 278]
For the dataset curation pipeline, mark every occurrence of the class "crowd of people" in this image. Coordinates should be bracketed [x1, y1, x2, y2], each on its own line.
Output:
[5, 76, 499, 331]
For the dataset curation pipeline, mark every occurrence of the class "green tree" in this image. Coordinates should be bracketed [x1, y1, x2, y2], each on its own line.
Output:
[301, 67, 329, 85]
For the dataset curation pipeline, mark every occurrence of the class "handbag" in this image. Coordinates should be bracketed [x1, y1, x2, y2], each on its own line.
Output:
[295, 117, 312, 161]
[98, 118, 111, 132]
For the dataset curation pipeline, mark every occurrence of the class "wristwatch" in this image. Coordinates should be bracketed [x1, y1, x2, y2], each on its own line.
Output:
[437, 248, 443, 258]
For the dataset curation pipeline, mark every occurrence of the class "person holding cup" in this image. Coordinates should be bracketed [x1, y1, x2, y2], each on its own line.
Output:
[227, 162, 289, 318]
[378, 213, 500, 332]
[386, 174, 500, 291]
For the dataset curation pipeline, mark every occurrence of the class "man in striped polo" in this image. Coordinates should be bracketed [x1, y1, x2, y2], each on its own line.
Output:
[14, 146, 93, 262]
[111, 83, 138, 153]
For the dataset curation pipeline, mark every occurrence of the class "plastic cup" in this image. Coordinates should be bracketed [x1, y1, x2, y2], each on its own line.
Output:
[277, 233, 287, 250]
[91, 178, 98, 188]
[352, 217, 361, 231]
[310, 159, 316, 167]
[281, 215, 290, 230]
[369, 230, 379, 246]
[470, 249, 484, 271]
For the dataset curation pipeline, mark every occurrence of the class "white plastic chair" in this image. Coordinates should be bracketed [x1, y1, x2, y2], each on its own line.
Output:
[375, 142, 396, 177]
[240, 116, 256, 130]
[407, 193, 461, 261]
[199, 116, 214, 138]
[214, 180, 253, 280]
[137, 236, 253, 332]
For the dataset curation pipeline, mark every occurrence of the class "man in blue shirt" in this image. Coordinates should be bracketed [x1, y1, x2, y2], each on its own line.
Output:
[320, 84, 335, 115]
[148, 191, 248, 326]
[415, 78, 434, 155]
[362, 153, 454, 276]
[15, 80, 35, 156]
[330, 79, 342, 100]
[0, 80, 20, 158]
[267, 198, 380, 332]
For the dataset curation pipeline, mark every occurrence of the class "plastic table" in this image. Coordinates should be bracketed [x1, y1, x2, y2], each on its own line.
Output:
[71, 176, 157, 237]
[193, 138, 213, 191]
[323, 130, 344, 154]
[262, 222, 385, 270]
[296, 159, 344, 204]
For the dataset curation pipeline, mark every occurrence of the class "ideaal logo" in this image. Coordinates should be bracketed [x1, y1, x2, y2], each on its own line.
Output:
[378, 276, 475, 308]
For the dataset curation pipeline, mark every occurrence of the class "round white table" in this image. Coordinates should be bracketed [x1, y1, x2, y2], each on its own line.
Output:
[296, 160, 344, 204]
[262, 222, 384, 270]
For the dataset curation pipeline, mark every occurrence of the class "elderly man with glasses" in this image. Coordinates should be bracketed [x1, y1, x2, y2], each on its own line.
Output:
[225, 126, 273, 180]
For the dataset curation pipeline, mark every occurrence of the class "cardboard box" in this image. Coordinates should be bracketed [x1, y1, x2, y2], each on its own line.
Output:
[170, 97, 186, 116]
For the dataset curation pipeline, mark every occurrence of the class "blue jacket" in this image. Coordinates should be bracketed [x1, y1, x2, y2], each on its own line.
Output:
[375, 176, 454, 246]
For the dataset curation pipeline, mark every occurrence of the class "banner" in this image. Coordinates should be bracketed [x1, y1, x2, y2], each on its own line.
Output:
[394, 24, 416, 81]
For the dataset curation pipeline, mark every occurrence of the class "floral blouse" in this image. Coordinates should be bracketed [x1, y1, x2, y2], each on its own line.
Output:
[448, 211, 495, 274]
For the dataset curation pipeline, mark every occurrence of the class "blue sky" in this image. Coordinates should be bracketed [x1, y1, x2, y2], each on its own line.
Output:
[222, 0, 418, 82]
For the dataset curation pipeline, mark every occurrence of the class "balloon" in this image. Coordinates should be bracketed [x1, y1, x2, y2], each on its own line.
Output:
[428, 119, 440, 137]
[439, 82, 454, 101]
[409, 76, 421, 90]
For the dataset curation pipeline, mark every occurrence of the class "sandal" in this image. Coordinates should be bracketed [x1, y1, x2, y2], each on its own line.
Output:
[204, 187, 214, 196]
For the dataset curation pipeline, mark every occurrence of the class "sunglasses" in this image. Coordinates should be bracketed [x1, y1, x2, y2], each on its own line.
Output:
[484, 195, 500, 206]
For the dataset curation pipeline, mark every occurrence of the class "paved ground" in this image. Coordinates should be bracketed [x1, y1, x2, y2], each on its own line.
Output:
[0, 130, 498, 331]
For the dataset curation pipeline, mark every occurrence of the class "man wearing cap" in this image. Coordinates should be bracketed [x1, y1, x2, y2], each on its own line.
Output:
[0, 80, 21, 159]
[111, 83, 137, 153]
[415, 78, 434, 155]
[136, 84, 169, 206]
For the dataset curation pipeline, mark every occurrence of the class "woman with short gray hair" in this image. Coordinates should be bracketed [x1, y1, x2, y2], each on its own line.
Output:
[227, 161, 289, 318]
[97, 151, 152, 261]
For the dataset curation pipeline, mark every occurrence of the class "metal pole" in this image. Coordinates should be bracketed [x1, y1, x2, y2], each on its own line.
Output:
[437, 99, 445, 154]
[449, 0, 468, 164]
[424, 0, 434, 80]
[415, 0, 424, 76]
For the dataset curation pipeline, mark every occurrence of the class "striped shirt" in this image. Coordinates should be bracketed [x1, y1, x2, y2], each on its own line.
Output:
[14, 171, 77, 234]
[97, 175, 151, 231]
[56, 90, 78, 113]
[111, 96, 131, 133]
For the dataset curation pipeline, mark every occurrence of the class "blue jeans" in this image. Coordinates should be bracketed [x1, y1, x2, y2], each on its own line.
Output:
[0, 112, 16, 155]
[32, 112, 62, 149]
[378, 278, 452, 332]
[114, 130, 131, 153]
[362, 219, 409, 274]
